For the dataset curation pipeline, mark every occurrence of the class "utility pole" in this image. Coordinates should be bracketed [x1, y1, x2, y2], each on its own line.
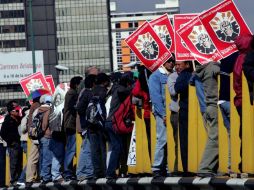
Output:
[28, 0, 36, 73]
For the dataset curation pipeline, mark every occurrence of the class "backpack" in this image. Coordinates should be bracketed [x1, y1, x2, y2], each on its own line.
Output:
[28, 109, 45, 140]
[85, 96, 104, 128]
[49, 105, 63, 132]
[112, 95, 135, 134]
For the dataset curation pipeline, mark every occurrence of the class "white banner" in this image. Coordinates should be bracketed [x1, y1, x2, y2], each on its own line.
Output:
[0, 51, 44, 83]
[127, 124, 136, 166]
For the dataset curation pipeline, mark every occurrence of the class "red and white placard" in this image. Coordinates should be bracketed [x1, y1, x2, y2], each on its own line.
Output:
[45, 75, 56, 94]
[125, 21, 172, 72]
[177, 16, 223, 64]
[19, 72, 49, 97]
[174, 14, 197, 61]
[199, 0, 252, 58]
[150, 13, 175, 53]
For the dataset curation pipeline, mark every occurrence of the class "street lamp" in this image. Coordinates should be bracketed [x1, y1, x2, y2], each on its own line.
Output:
[28, 0, 36, 73]
[55, 64, 81, 75]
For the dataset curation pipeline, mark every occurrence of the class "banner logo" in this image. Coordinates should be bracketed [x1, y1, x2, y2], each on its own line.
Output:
[134, 32, 159, 60]
[210, 11, 240, 43]
[188, 25, 216, 54]
[153, 25, 172, 50]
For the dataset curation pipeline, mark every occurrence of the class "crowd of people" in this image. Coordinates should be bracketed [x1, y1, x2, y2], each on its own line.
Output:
[0, 34, 254, 188]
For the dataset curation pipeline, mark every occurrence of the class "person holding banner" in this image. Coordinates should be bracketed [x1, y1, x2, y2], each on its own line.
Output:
[174, 61, 193, 174]
[195, 62, 220, 177]
[148, 57, 175, 177]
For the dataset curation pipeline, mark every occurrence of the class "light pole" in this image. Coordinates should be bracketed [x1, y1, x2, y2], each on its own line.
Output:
[28, 0, 36, 73]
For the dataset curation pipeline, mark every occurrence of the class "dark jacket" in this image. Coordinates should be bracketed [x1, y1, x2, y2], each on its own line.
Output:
[175, 68, 192, 110]
[107, 84, 132, 121]
[233, 34, 253, 107]
[0, 115, 21, 146]
[243, 50, 254, 105]
[64, 88, 78, 132]
[92, 85, 108, 120]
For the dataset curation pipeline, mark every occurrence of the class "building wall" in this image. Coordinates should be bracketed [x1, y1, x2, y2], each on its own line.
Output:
[55, 0, 112, 82]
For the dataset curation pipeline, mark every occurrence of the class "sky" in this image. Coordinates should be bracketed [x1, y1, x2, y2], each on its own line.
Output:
[115, 0, 253, 32]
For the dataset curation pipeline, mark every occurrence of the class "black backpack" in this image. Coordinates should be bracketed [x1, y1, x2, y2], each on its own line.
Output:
[28, 109, 45, 140]
[85, 96, 104, 128]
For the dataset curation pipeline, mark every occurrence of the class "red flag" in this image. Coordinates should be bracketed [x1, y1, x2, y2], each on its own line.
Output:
[125, 21, 172, 72]
[19, 72, 49, 97]
[174, 14, 197, 61]
[177, 16, 223, 64]
[150, 13, 175, 53]
[199, 0, 252, 58]
[45, 75, 56, 94]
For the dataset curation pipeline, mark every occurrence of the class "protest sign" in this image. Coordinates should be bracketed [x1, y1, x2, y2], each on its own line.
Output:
[150, 13, 175, 53]
[125, 21, 171, 72]
[177, 16, 223, 64]
[19, 72, 49, 97]
[174, 14, 197, 61]
[199, 0, 252, 58]
[45, 75, 56, 94]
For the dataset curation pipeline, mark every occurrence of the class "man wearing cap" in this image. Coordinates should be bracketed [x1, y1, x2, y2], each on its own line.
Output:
[0, 100, 22, 186]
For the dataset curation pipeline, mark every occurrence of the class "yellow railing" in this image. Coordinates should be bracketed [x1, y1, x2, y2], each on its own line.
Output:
[4, 73, 254, 186]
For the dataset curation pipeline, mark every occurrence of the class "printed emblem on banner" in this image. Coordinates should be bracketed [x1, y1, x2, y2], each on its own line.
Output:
[153, 25, 172, 50]
[210, 11, 240, 43]
[134, 32, 159, 60]
[188, 25, 216, 54]
[26, 79, 44, 92]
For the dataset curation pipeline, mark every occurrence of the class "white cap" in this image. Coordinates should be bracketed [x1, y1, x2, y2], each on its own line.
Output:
[40, 95, 52, 104]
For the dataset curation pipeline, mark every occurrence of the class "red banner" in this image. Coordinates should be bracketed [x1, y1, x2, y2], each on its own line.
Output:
[199, 0, 252, 58]
[150, 13, 175, 53]
[19, 72, 49, 97]
[174, 14, 197, 61]
[45, 75, 56, 94]
[125, 21, 172, 72]
[177, 16, 223, 64]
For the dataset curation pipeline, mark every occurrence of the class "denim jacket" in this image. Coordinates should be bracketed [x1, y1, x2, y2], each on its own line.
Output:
[148, 68, 168, 118]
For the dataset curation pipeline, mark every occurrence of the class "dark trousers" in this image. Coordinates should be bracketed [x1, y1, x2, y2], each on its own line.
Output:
[0, 143, 6, 187]
[8, 142, 22, 184]
[179, 109, 188, 172]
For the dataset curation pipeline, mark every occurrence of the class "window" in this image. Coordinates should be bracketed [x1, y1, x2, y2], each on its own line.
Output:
[128, 22, 133, 28]
[116, 32, 121, 39]
[115, 23, 120, 28]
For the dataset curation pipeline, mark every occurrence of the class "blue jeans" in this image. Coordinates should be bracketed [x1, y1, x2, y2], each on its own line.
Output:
[49, 138, 65, 181]
[0, 143, 6, 187]
[89, 129, 106, 178]
[219, 101, 230, 133]
[105, 121, 122, 177]
[152, 115, 167, 173]
[18, 141, 27, 183]
[39, 137, 53, 181]
[76, 132, 94, 179]
[64, 133, 76, 179]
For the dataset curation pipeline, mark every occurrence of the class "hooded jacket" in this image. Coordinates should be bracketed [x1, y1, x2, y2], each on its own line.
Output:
[233, 34, 253, 107]
[37, 104, 51, 138]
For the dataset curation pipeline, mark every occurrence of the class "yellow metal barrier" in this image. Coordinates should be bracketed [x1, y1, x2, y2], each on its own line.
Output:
[218, 75, 229, 173]
[5, 149, 9, 186]
[230, 73, 241, 173]
[242, 73, 254, 173]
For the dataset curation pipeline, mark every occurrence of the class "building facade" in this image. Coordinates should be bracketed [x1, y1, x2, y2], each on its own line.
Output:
[110, 0, 179, 71]
[55, 0, 112, 82]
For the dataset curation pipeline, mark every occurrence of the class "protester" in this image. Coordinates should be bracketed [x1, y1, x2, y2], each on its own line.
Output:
[233, 34, 253, 172]
[174, 61, 193, 174]
[196, 61, 220, 177]
[17, 103, 31, 186]
[243, 35, 254, 104]
[76, 75, 97, 180]
[167, 58, 179, 173]
[218, 52, 238, 173]
[0, 113, 6, 188]
[106, 74, 133, 179]
[132, 65, 152, 157]
[0, 101, 22, 186]
[89, 73, 110, 178]
[38, 95, 53, 183]
[148, 57, 175, 177]
[26, 97, 41, 186]
[63, 76, 83, 180]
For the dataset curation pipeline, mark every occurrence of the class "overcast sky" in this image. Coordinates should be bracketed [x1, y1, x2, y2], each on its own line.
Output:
[115, 0, 253, 32]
